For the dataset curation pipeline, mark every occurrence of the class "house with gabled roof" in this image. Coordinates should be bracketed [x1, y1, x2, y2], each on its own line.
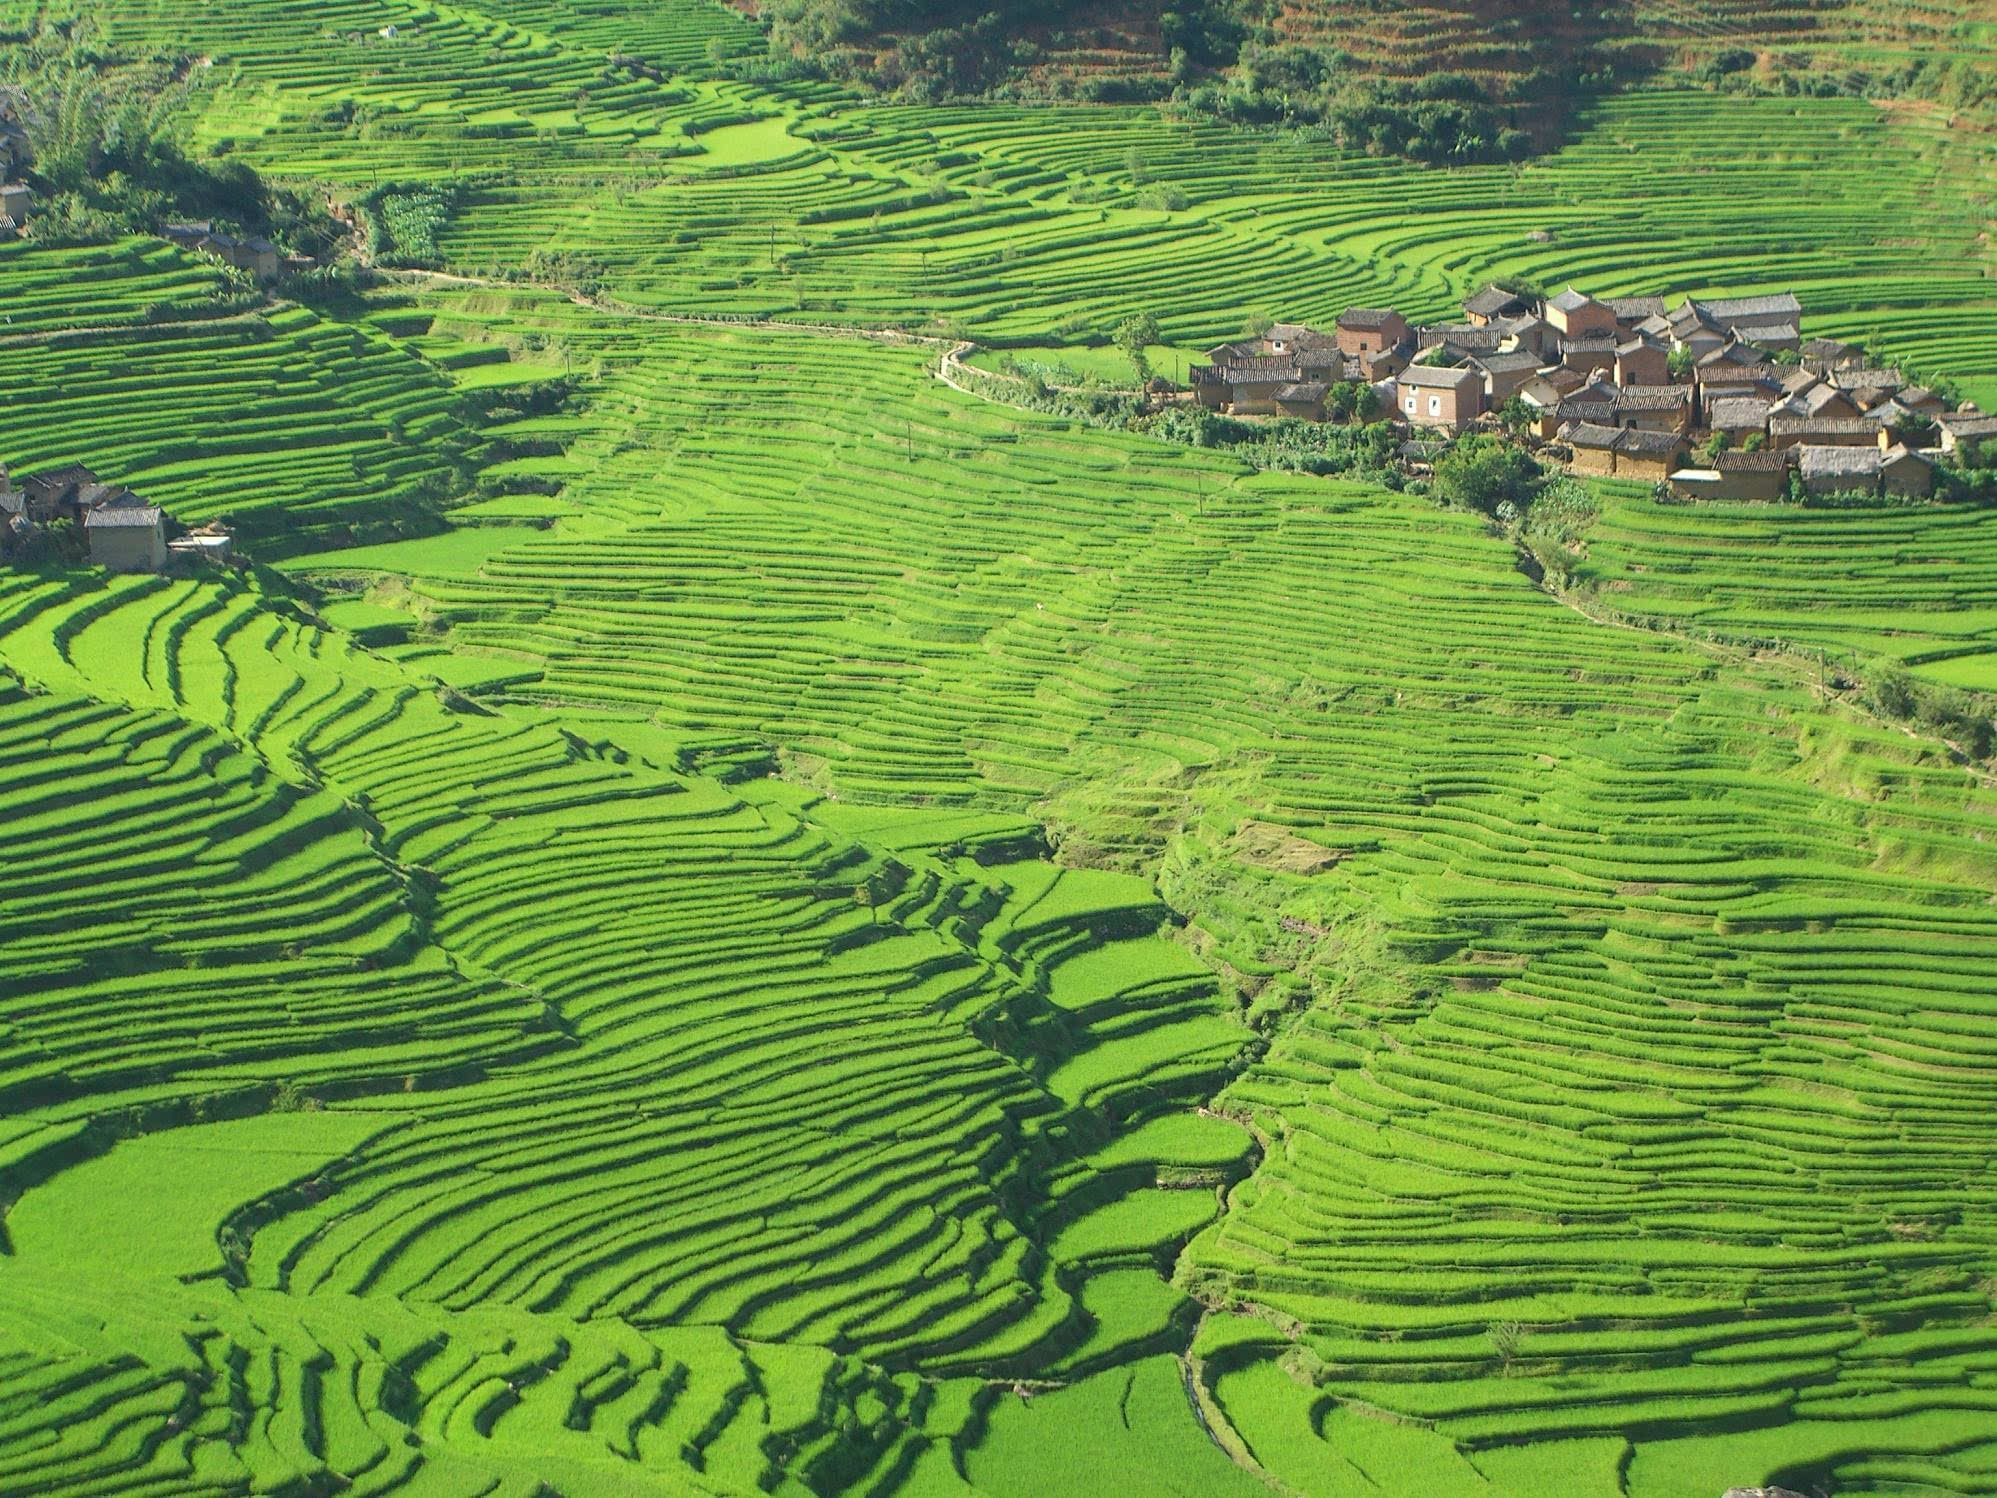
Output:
[1604, 295, 1666, 331]
[19, 464, 99, 524]
[1394, 363, 1483, 432]
[1669, 448, 1792, 501]
[1614, 336, 1669, 388]
[84, 505, 167, 572]
[1614, 385, 1693, 434]
[1770, 415, 1879, 449]
[1708, 395, 1773, 440]
[1335, 307, 1410, 358]
[1468, 349, 1542, 404]
[1544, 288, 1618, 340]
[1937, 410, 1997, 457]
[1463, 284, 1529, 326]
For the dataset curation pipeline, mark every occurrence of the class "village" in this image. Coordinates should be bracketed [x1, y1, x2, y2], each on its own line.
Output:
[0, 464, 232, 572]
[1192, 286, 1997, 500]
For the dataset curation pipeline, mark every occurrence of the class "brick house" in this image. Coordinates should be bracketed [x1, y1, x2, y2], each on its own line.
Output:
[1604, 296, 1666, 332]
[1559, 331, 1620, 378]
[1708, 396, 1772, 441]
[1463, 285, 1528, 327]
[1221, 355, 1306, 414]
[1468, 350, 1542, 405]
[1544, 288, 1618, 340]
[1614, 428, 1690, 480]
[1614, 337, 1669, 388]
[1335, 307, 1410, 359]
[1395, 364, 1483, 432]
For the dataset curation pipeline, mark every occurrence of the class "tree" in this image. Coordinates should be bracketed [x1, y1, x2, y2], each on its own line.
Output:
[1433, 433, 1542, 517]
[1488, 1319, 1526, 1372]
[1702, 430, 1731, 463]
[1113, 311, 1162, 384]
[1667, 344, 1696, 378]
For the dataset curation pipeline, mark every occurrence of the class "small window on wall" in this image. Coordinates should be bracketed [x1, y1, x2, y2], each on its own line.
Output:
[1405, 395, 1416, 412]
[1428, 396, 1441, 416]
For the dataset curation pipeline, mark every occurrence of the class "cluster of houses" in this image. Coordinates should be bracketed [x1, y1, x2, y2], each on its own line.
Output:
[1191, 285, 1994, 500]
[162, 222, 287, 281]
[0, 464, 231, 573]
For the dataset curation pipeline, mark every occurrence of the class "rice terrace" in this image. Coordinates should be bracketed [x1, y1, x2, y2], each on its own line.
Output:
[3, 0, 1997, 1492]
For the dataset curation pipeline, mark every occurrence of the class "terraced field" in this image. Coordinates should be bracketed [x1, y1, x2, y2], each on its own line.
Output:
[4, 0, 1997, 1493]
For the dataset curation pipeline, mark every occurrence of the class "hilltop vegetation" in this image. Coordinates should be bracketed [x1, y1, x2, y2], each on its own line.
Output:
[749, 0, 1997, 154]
[1, 0, 1996, 1494]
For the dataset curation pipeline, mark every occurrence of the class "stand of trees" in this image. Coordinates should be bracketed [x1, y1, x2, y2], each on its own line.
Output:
[1, 19, 339, 253]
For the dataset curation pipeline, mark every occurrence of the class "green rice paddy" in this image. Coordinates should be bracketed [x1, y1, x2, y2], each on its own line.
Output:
[3, 0, 1996, 1492]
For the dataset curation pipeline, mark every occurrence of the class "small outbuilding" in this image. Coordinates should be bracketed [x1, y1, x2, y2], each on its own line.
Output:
[1879, 443, 1933, 499]
[1274, 382, 1329, 420]
[0, 181, 30, 231]
[1668, 449, 1789, 502]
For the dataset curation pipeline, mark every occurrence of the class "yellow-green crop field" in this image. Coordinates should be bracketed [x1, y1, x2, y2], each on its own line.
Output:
[2, 0, 1996, 1494]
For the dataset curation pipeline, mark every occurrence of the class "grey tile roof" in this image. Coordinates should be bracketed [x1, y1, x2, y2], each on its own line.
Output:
[1701, 292, 1803, 320]
[84, 505, 163, 528]
[1337, 307, 1401, 329]
[1615, 385, 1691, 410]
[1464, 285, 1526, 318]
[1710, 397, 1773, 429]
[1397, 363, 1479, 390]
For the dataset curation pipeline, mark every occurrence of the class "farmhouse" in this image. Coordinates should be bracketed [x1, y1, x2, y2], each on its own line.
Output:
[84, 505, 167, 573]
[1274, 382, 1329, 420]
[1613, 385, 1692, 434]
[1937, 410, 1997, 459]
[1614, 337, 1669, 387]
[1335, 307, 1409, 358]
[1463, 284, 1528, 326]
[166, 222, 282, 280]
[1544, 288, 1617, 340]
[1395, 364, 1482, 432]
[1668, 448, 1791, 501]
[1562, 422, 1688, 478]
[20, 463, 101, 523]
[1769, 415, 1879, 449]
[0, 181, 29, 232]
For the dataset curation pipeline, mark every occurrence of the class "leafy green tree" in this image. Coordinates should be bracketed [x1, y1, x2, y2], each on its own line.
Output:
[1113, 311, 1162, 384]
[1433, 433, 1542, 517]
